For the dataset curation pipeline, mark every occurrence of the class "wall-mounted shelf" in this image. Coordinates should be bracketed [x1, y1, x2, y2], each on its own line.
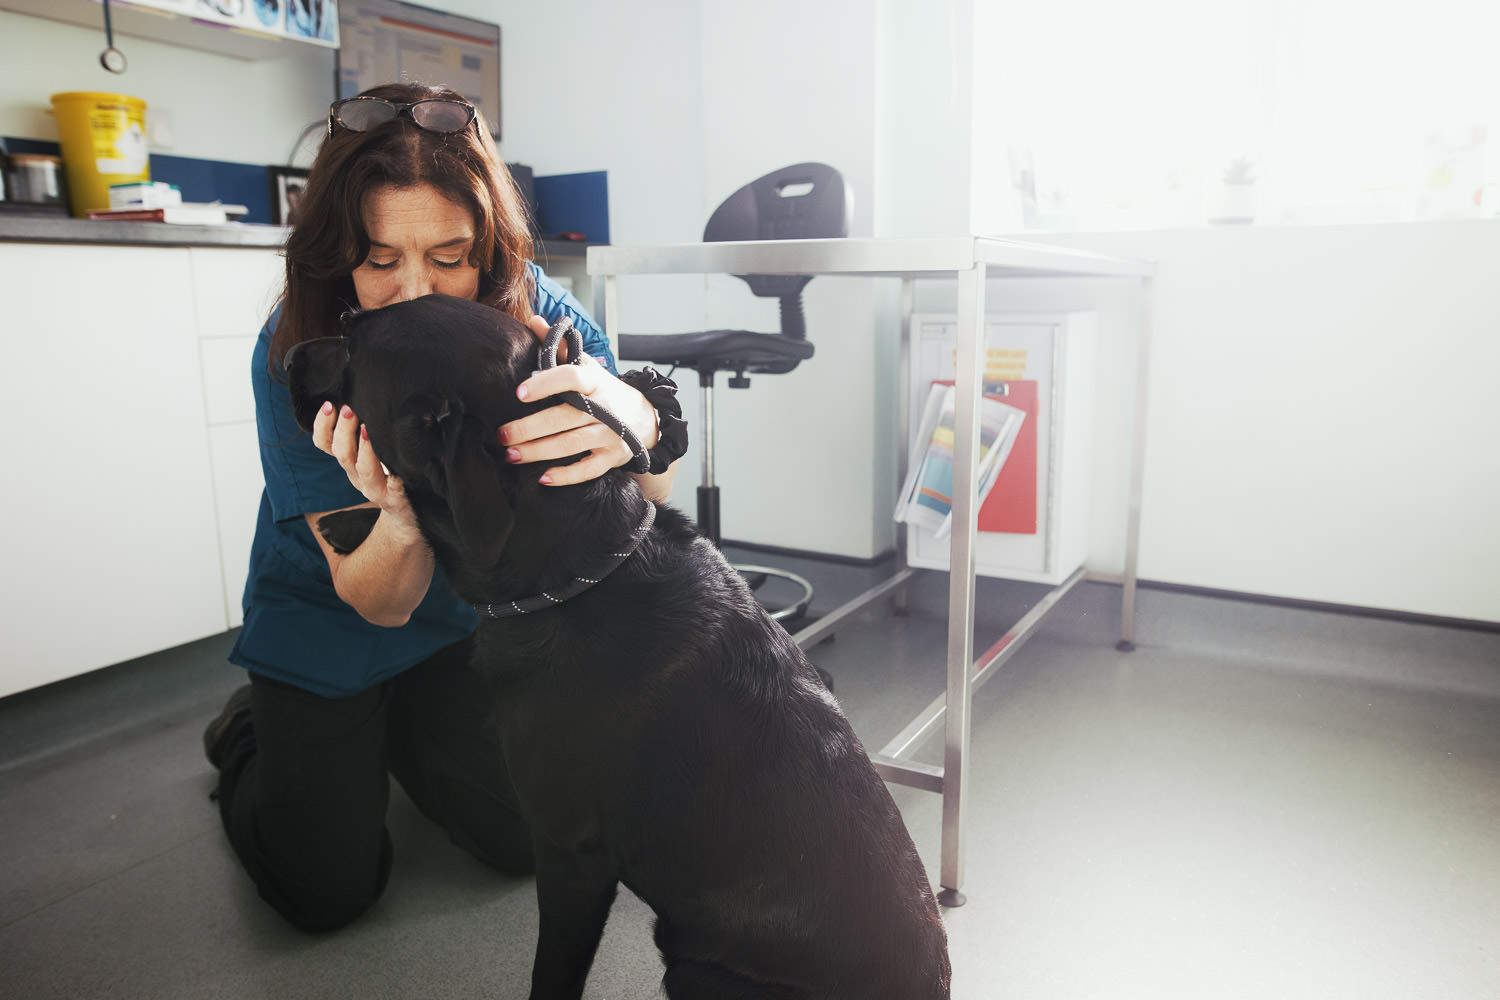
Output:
[0, 0, 337, 62]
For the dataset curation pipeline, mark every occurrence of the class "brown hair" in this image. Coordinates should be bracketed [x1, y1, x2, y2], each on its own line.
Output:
[270, 82, 535, 366]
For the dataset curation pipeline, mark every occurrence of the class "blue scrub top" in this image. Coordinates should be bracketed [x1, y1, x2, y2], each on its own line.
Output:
[229, 264, 615, 698]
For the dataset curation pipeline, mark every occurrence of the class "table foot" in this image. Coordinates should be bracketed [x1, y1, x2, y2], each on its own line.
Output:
[1116, 639, 1136, 652]
[937, 888, 967, 908]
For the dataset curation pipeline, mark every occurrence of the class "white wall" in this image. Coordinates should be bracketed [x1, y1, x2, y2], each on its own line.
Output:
[692, 0, 890, 558]
[874, 0, 973, 239]
[1034, 222, 1500, 623]
[928, 221, 1500, 624]
[432, 0, 898, 560]
[439, 0, 710, 338]
[2, 1, 1495, 621]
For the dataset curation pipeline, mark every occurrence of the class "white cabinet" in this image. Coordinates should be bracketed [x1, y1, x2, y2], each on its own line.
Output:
[0, 242, 279, 697]
[191, 248, 281, 629]
[1, 244, 226, 697]
[208, 422, 264, 629]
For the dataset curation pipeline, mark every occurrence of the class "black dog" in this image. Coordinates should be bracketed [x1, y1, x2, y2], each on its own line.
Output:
[286, 294, 950, 999]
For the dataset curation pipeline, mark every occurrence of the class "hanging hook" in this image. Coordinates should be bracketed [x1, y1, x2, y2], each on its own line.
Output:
[100, 0, 128, 74]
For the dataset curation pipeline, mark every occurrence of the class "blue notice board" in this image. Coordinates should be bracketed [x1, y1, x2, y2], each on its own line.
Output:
[534, 171, 609, 244]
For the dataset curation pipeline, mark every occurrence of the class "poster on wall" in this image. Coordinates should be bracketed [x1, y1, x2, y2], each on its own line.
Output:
[286, 0, 339, 42]
[121, 0, 339, 46]
[337, 0, 502, 138]
[248, 0, 285, 32]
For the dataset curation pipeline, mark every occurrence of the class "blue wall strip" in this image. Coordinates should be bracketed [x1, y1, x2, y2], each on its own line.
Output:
[5, 138, 605, 236]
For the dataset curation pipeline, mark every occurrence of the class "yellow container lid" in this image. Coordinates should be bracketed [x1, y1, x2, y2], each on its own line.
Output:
[50, 92, 147, 107]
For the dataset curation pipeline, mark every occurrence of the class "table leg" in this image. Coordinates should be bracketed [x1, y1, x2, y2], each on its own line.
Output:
[894, 278, 916, 614]
[938, 264, 987, 907]
[1117, 275, 1154, 651]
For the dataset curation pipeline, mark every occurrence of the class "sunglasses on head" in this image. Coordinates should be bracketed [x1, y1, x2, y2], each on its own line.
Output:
[327, 96, 478, 136]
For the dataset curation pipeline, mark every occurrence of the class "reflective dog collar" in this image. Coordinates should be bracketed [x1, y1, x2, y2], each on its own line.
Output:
[472, 501, 656, 620]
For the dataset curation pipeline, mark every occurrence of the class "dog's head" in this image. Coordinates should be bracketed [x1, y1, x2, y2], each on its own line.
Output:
[285, 294, 548, 570]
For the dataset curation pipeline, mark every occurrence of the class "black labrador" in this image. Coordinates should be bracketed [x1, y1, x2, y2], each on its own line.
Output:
[286, 294, 951, 999]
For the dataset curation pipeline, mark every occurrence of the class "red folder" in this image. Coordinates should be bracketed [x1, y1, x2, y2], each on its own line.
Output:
[980, 380, 1038, 534]
[932, 380, 1038, 535]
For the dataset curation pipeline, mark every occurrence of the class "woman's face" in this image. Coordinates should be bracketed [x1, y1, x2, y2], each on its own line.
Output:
[352, 183, 482, 309]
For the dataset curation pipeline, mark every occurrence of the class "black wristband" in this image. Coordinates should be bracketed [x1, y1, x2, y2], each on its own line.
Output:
[619, 367, 689, 474]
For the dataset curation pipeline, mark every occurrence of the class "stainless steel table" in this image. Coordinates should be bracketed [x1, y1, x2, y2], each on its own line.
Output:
[588, 236, 1156, 905]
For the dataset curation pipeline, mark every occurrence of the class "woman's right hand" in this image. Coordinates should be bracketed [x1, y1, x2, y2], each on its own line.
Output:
[310, 400, 419, 531]
[306, 400, 433, 626]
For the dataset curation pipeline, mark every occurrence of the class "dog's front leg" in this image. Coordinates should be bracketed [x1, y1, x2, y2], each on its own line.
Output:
[527, 843, 618, 1000]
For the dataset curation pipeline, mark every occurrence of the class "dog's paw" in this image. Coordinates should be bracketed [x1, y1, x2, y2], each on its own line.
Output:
[316, 508, 381, 555]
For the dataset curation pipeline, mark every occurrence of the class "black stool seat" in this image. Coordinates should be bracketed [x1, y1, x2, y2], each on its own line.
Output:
[618, 330, 814, 375]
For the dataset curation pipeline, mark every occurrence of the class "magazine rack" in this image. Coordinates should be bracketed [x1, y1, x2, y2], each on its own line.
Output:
[901, 311, 1098, 586]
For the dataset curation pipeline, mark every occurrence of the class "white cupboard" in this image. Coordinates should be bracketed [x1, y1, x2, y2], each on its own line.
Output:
[0, 242, 278, 697]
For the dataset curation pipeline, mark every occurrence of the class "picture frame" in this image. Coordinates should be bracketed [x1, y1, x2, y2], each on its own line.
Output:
[268, 166, 310, 226]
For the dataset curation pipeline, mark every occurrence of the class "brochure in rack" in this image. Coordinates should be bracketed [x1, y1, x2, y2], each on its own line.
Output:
[894, 382, 1026, 539]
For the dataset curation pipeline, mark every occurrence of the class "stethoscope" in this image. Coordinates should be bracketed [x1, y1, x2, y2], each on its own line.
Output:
[96, 0, 253, 72]
[100, 0, 127, 74]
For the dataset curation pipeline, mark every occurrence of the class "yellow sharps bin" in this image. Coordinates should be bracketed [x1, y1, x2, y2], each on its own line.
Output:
[49, 92, 151, 217]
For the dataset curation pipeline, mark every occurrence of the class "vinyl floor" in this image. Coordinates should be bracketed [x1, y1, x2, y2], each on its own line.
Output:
[3, 552, 1498, 999]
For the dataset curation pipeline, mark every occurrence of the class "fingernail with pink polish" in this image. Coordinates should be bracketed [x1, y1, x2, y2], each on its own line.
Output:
[506, 448, 522, 463]
[516, 383, 530, 401]
[538, 473, 553, 485]
[321, 400, 334, 416]
[341, 405, 354, 420]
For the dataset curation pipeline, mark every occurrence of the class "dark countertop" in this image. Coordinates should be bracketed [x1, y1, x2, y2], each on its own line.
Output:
[0, 215, 597, 258]
[0, 214, 290, 248]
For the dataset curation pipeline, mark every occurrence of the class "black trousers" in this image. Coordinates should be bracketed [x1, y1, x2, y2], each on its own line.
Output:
[214, 636, 533, 932]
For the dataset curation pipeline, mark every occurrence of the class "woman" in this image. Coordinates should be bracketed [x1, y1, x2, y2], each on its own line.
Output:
[204, 83, 684, 932]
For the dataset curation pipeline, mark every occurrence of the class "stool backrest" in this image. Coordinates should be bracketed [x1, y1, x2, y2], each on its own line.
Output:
[703, 163, 850, 307]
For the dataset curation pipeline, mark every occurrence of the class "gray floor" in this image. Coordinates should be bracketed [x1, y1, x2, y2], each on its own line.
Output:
[3, 553, 1499, 999]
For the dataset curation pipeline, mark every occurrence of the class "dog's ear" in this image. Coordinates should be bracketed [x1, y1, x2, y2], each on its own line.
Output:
[394, 393, 514, 567]
[284, 337, 351, 432]
[444, 420, 515, 568]
[392, 392, 458, 486]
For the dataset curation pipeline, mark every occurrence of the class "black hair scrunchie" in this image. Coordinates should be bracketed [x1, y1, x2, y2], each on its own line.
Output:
[618, 367, 688, 474]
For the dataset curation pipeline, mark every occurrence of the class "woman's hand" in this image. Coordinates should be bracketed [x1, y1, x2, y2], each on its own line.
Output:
[499, 316, 661, 487]
[306, 399, 434, 626]
[309, 400, 422, 540]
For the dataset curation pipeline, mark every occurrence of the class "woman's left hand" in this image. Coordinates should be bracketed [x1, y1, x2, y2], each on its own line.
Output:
[498, 316, 659, 486]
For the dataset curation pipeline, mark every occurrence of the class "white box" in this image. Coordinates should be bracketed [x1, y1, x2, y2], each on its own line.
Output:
[905, 312, 1098, 584]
